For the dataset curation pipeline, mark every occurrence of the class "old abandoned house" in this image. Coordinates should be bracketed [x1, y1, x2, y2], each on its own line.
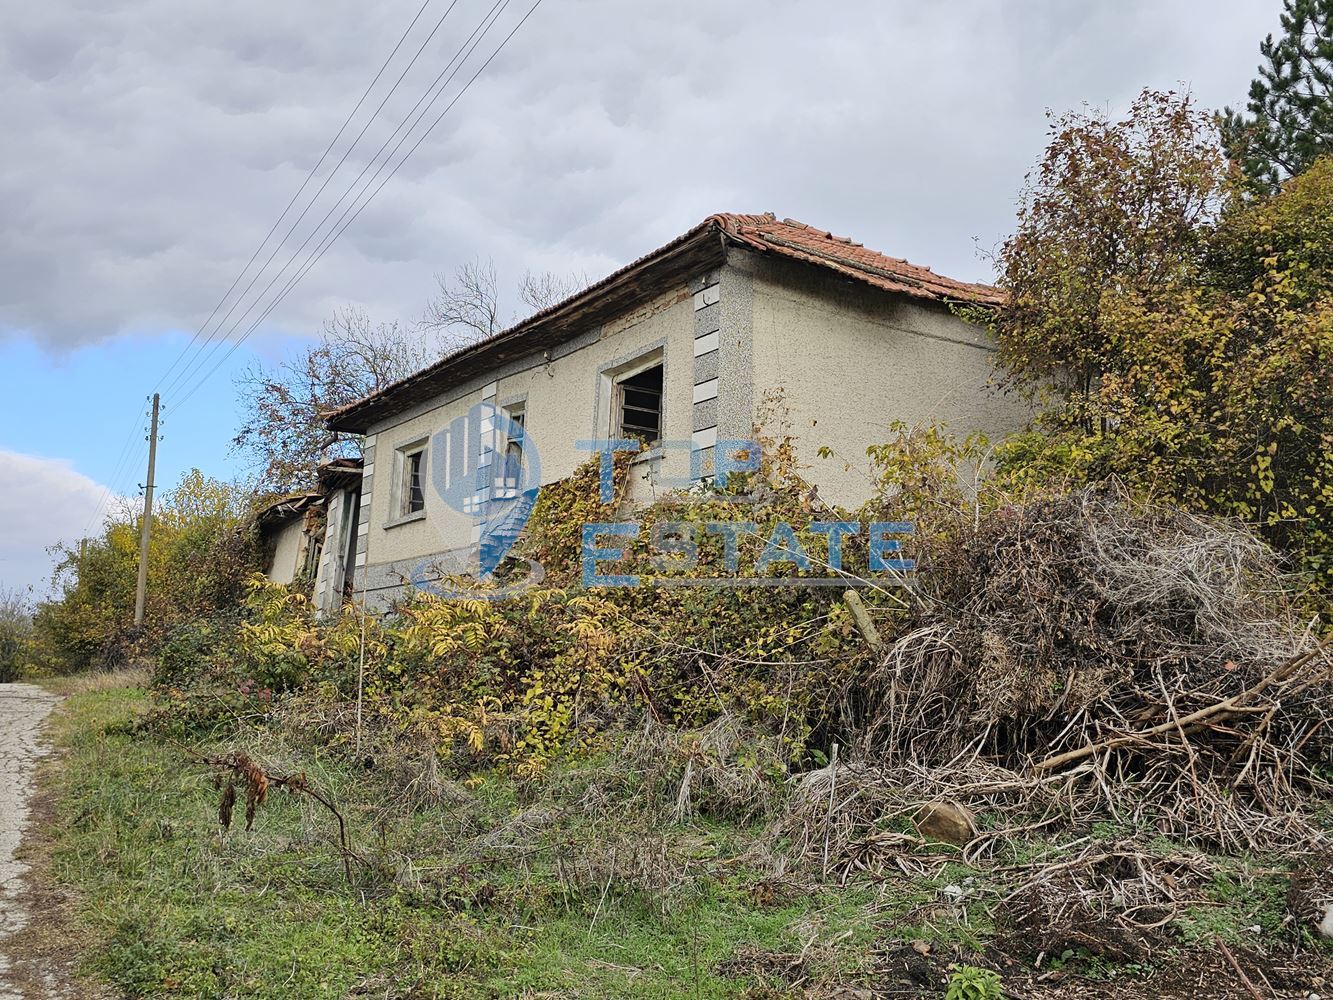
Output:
[257, 491, 322, 586]
[318, 212, 1029, 612]
[258, 458, 363, 607]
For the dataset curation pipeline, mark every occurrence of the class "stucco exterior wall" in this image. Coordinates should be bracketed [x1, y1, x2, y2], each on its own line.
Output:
[744, 254, 1032, 511]
[355, 283, 700, 603]
[346, 250, 1031, 605]
[263, 518, 306, 586]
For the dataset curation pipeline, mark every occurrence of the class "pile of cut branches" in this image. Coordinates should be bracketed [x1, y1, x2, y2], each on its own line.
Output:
[844, 485, 1332, 853]
[783, 484, 1333, 966]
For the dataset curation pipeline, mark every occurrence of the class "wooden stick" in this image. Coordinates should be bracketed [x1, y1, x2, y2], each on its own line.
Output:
[1034, 636, 1333, 773]
[1216, 936, 1266, 1000]
[843, 589, 882, 652]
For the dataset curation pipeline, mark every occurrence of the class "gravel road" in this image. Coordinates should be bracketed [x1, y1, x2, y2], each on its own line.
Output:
[0, 684, 59, 1000]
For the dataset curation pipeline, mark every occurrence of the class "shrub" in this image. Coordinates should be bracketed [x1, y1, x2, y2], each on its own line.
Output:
[35, 470, 261, 673]
[989, 89, 1333, 597]
[0, 587, 32, 682]
[154, 613, 240, 691]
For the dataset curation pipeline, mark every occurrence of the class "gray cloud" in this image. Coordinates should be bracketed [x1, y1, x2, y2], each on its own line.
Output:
[0, 0, 1277, 350]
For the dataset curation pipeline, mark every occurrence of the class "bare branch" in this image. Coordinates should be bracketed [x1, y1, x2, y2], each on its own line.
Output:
[518, 268, 588, 313]
[421, 257, 502, 346]
[232, 305, 444, 492]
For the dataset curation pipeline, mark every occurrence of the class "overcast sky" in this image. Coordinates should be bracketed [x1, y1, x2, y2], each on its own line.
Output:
[0, 0, 1279, 595]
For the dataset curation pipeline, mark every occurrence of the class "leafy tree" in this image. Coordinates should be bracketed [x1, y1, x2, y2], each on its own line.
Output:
[995, 90, 1227, 427]
[991, 90, 1333, 593]
[1222, 0, 1333, 191]
[32, 470, 259, 672]
[0, 587, 32, 682]
[1204, 160, 1333, 580]
[150, 470, 258, 621]
[31, 519, 139, 671]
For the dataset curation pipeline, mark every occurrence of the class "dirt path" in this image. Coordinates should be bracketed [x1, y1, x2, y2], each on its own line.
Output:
[0, 684, 59, 1000]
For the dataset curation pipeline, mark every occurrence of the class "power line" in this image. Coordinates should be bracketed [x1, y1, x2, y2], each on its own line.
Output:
[75, 0, 546, 559]
[79, 398, 152, 539]
[153, 0, 443, 397]
[167, 0, 512, 406]
[98, 0, 471, 538]
[171, 0, 542, 414]
[161, 3, 475, 405]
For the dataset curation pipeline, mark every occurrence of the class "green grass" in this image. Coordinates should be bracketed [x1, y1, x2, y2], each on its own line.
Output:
[1176, 867, 1291, 947]
[47, 683, 1328, 998]
[51, 687, 401, 996]
[44, 685, 884, 999]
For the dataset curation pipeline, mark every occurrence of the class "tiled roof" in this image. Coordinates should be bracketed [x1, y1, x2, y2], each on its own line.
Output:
[326, 212, 997, 431]
[710, 212, 1002, 306]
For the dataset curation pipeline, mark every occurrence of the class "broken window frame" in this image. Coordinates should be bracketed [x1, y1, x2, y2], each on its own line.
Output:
[499, 401, 526, 496]
[611, 355, 665, 446]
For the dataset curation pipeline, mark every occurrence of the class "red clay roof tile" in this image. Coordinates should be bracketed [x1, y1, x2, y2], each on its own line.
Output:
[709, 212, 1002, 307]
[325, 212, 999, 430]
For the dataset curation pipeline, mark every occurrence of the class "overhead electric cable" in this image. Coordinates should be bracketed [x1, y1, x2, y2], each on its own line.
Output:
[170, 0, 543, 414]
[154, 0, 444, 397]
[168, 0, 512, 404]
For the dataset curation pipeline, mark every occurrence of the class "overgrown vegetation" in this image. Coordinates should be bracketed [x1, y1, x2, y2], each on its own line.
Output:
[0, 585, 32, 682]
[43, 432, 1333, 998]
[20, 469, 260, 675]
[29, 19, 1333, 998]
[987, 89, 1333, 598]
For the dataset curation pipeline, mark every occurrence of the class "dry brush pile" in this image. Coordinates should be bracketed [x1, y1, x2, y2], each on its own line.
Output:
[846, 486, 1331, 849]
[785, 484, 1333, 971]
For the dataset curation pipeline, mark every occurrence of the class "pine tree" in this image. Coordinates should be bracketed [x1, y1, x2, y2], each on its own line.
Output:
[1222, 0, 1333, 191]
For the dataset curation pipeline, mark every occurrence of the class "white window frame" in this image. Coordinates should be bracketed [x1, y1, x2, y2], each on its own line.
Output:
[392, 439, 428, 521]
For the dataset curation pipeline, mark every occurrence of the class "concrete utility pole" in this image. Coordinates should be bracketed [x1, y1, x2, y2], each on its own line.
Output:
[133, 393, 160, 628]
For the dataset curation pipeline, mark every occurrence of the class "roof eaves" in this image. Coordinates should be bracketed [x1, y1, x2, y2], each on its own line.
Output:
[325, 218, 727, 433]
[325, 211, 1002, 434]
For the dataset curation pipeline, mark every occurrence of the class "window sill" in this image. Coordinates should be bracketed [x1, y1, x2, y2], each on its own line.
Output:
[383, 510, 426, 530]
[629, 445, 663, 466]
